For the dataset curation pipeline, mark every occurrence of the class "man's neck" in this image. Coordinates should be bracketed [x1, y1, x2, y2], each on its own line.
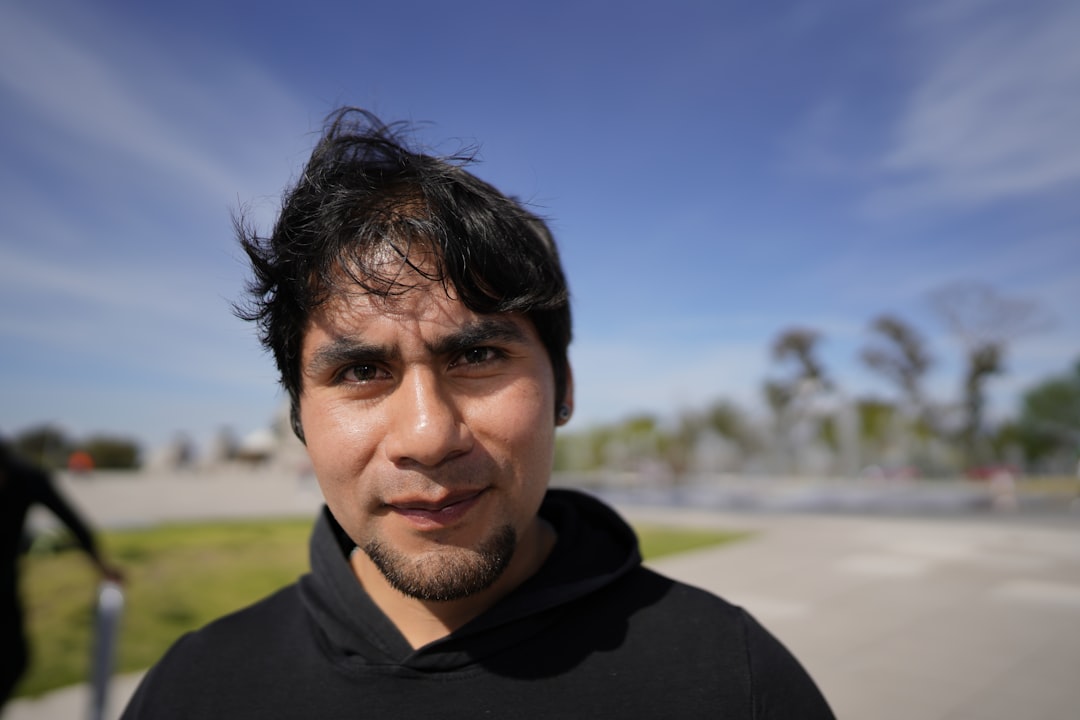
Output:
[349, 517, 556, 649]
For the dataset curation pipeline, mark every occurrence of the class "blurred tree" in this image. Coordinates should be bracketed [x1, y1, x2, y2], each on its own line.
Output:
[1021, 359, 1080, 430]
[930, 282, 1047, 467]
[817, 414, 838, 453]
[608, 415, 662, 472]
[12, 426, 72, 470]
[772, 327, 830, 390]
[80, 436, 141, 470]
[1005, 358, 1080, 471]
[703, 400, 757, 456]
[961, 344, 1004, 463]
[763, 380, 796, 472]
[658, 414, 697, 480]
[862, 315, 933, 422]
[763, 380, 795, 419]
[766, 328, 831, 474]
[554, 425, 612, 472]
[766, 327, 832, 424]
[857, 398, 899, 463]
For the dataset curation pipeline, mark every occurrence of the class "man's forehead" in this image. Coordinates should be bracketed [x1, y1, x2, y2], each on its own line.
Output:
[306, 277, 537, 346]
[314, 275, 464, 326]
[306, 251, 537, 350]
[329, 238, 443, 293]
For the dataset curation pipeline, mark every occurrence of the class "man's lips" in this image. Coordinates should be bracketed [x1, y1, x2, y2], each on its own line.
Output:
[385, 489, 487, 528]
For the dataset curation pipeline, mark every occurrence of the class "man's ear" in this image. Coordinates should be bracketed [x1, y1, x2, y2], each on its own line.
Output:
[555, 366, 574, 426]
[290, 397, 306, 445]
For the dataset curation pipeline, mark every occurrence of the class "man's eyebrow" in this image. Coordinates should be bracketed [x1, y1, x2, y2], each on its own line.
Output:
[303, 317, 528, 376]
[428, 317, 530, 357]
[304, 338, 398, 377]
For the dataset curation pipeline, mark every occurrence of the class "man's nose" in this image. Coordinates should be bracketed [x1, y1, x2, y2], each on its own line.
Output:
[383, 369, 472, 468]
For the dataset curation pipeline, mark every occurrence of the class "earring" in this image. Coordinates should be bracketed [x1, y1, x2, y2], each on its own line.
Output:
[557, 404, 572, 422]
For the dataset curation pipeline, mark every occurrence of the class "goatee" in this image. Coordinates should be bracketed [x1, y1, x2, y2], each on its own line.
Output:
[363, 524, 517, 602]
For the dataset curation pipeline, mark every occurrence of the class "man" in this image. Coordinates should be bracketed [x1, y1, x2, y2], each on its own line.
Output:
[1, 438, 122, 707]
[122, 108, 833, 718]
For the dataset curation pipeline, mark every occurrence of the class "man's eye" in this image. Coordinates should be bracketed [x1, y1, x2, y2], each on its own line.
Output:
[341, 364, 383, 382]
[458, 347, 501, 366]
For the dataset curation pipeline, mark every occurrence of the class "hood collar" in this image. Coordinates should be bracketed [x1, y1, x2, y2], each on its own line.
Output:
[299, 488, 641, 672]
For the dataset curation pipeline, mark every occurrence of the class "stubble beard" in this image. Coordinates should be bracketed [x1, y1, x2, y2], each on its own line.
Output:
[363, 524, 517, 602]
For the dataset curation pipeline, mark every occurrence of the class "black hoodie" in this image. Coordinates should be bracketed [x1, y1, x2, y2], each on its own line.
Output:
[121, 489, 833, 719]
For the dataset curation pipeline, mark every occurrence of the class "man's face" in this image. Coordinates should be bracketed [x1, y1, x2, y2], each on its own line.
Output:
[298, 269, 566, 602]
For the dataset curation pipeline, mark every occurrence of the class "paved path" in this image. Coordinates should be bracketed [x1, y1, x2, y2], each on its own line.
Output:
[6, 472, 1080, 719]
[629, 507, 1080, 720]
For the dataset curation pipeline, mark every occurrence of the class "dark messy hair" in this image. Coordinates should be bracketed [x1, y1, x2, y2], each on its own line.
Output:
[235, 107, 572, 441]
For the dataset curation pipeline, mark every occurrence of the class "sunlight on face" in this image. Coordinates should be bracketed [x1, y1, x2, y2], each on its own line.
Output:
[299, 266, 566, 603]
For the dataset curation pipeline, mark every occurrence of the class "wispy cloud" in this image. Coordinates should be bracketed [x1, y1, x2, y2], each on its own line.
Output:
[0, 5, 235, 198]
[0, 2, 310, 205]
[0, 0, 307, 445]
[869, 0, 1080, 213]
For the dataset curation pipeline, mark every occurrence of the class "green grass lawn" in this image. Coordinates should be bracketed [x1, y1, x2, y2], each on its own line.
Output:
[14, 517, 747, 698]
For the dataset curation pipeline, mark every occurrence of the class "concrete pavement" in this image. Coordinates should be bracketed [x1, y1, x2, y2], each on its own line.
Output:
[6, 472, 1080, 719]
[629, 506, 1080, 720]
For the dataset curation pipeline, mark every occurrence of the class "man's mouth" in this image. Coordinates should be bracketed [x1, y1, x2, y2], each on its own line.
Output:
[386, 489, 487, 528]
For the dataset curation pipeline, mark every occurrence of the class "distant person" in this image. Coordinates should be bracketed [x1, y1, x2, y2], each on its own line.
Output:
[121, 108, 834, 718]
[0, 438, 122, 707]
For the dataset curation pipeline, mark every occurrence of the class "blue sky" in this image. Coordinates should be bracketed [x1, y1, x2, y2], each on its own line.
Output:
[2, 0, 1078, 454]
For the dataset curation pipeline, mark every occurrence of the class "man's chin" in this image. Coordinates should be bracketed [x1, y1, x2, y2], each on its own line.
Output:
[364, 524, 517, 602]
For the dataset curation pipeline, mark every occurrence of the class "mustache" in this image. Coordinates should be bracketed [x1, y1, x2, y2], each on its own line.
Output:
[374, 463, 493, 501]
